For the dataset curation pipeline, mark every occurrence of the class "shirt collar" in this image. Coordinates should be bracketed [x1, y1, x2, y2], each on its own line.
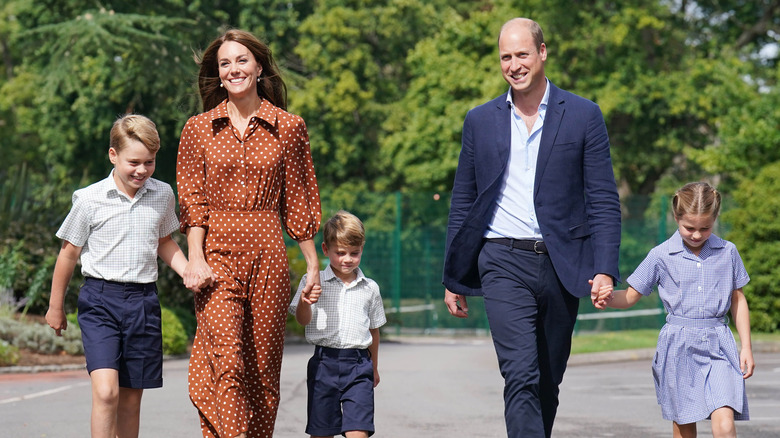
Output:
[505, 78, 550, 113]
[668, 230, 726, 255]
[207, 98, 279, 128]
[321, 264, 366, 286]
[104, 169, 151, 200]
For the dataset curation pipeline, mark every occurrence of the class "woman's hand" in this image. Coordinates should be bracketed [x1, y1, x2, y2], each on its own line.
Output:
[184, 255, 215, 293]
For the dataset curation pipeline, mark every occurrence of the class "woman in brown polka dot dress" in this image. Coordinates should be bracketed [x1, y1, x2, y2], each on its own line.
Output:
[176, 29, 322, 438]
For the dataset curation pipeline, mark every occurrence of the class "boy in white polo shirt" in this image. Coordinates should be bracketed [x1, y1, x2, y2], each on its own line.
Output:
[46, 114, 193, 438]
[290, 210, 387, 438]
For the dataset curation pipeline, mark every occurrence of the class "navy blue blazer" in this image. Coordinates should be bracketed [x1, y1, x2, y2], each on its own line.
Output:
[443, 83, 621, 298]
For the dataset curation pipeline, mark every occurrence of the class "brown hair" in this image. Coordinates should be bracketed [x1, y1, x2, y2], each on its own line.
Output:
[499, 18, 545, 51]
[109, 114, 160, 153]
[323, 210, 365, 248]
[196, 29, 287, 112]
[672, 182, 722, 220]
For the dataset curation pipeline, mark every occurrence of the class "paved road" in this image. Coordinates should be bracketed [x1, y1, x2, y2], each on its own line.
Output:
[2, 338, 779, 437]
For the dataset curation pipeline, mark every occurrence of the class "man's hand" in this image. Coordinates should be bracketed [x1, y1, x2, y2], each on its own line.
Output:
[444, 289, 469, 318]
[589, 274, 614, 310]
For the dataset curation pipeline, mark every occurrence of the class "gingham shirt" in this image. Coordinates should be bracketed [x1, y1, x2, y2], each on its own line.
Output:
[627, 231, 749, 317]
[290, 265, 387, 349]
[57, 171, 180, 283]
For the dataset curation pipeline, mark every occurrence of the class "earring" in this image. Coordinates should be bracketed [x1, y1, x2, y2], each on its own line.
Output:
[219, 82, 224, 88]
[257, 77, 261, 83]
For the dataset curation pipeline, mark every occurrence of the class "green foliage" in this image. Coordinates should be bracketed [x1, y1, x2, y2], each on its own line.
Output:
[0, 339, 20, 366]
[0, 316, 83, 355]
[1, 0, 779, 333]
[722, 162, 780, 332]
[161, 306, 188, 356]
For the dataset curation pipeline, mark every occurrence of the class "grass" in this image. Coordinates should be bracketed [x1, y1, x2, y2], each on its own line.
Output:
[571, 329, 659, 354]
[571, 329, 780, 355]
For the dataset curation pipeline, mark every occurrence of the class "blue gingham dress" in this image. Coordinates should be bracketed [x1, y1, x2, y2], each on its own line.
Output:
[627, 231, 750, 424]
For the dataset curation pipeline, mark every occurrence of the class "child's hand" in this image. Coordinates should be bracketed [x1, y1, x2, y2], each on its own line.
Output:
[45, 308, 68, 337]
[302, 284, 321, 304]
[740, 347, 755, 379]
[588, 279, 613, 310]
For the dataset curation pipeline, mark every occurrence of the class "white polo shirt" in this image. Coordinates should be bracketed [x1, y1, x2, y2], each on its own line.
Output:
[57, 171, 180, 283]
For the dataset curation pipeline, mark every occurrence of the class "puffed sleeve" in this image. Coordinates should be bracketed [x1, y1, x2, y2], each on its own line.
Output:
[176, 117, 209, 233]
[279, 115, 321, 241]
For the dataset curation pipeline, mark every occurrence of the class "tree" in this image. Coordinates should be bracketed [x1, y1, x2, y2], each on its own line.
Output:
[723, 161, 780, 332]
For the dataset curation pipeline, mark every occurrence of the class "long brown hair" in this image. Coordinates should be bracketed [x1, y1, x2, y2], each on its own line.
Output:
[196, 29, 287, 112]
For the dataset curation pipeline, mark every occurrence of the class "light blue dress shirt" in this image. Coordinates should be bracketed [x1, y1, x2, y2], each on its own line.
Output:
[485, 80, 550, 239]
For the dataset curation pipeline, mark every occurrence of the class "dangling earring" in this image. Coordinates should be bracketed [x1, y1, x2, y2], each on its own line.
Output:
[219, 82, 224, 88]
[257, 77, 261, 83]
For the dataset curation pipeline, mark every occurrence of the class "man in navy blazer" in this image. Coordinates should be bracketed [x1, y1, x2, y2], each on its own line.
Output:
[443, 18, 621, 437]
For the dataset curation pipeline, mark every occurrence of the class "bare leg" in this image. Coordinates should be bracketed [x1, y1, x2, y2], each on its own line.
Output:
[345, 431, 369, 438]
[116, 387, 143, 438]
[710, 407, 737, 438]
[673, 421, 697, 438]
[90, 369, 120, 438]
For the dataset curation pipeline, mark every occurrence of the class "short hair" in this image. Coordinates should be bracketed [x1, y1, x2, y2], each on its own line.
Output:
[322, 210, 365, 248]
[196, 29, 287, 112]
[109, 114, 160, 154]
[672, 182, 722, 220]
[499, 18, 545, 51]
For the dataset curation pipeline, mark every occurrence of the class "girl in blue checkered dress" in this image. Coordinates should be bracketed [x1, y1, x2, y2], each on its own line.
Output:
[592, 182, 754, 438]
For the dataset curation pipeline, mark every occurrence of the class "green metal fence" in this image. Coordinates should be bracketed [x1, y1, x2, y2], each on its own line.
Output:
[290, 192, 702, 335]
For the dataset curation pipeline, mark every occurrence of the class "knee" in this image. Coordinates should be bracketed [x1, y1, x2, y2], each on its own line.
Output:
[92, 382, 119, 406]
[711, 416, 736, 438]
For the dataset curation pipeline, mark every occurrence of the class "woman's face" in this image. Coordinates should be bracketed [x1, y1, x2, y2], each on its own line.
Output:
[217, 40, 262, 100]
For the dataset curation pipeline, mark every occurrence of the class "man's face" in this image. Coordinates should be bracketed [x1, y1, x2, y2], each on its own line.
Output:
[499, 23, 546, 98]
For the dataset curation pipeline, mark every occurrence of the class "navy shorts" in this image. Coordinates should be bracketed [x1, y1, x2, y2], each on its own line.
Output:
[306, 345, 375, 437]
[77, 277, 163, 389]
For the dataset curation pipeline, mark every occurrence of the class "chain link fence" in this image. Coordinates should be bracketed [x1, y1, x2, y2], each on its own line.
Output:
[288, 192, 728, 335]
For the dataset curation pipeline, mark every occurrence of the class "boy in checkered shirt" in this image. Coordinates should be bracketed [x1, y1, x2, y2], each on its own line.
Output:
[290, 210, 387, 438]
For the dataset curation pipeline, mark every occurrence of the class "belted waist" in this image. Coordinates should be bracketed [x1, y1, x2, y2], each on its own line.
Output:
[486, 238, 547, 254]
[314, 345, 370, 359]
[666, 314, 728, 328]
[207, 210, 281, 249]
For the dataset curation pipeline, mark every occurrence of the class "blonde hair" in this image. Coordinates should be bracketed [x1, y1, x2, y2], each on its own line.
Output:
[323, 210, 365, 248]
[109, 114, 160, 154]
[672, 182, 722, 220]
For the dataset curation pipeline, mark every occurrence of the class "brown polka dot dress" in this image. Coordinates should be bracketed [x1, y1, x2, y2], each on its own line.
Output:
[177, 99, 321, 438]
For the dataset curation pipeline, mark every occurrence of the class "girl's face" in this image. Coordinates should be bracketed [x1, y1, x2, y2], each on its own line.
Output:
[217, 41, 262, 100]
[675, 213, 716, 255]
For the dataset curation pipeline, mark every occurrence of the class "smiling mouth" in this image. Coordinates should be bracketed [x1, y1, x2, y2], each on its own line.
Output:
[229, 78, 246, 84]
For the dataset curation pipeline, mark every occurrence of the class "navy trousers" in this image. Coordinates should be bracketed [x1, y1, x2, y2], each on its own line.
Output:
[478, 240, 579, 438]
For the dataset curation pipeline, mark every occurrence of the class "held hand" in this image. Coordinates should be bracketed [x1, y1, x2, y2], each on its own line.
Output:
[301, 266, 321, 297]
[588, 278, 613, 310]
[444, 289, 469, 318]
[740, 348, 755, 379]
[45, 308, 67, 337]
[183, 256, 215, 293]
[302, 284, 322, 305]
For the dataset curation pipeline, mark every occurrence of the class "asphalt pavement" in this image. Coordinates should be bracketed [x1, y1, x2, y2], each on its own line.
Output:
[2, 337, 779, 437]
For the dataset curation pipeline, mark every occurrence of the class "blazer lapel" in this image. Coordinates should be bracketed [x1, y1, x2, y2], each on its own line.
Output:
[535, 84, 563, 196]
[494, 98, 511, 180]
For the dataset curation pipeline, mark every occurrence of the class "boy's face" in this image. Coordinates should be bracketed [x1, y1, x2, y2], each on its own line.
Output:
[322, 242, 363, 282]
[109, 138, 156, 198]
